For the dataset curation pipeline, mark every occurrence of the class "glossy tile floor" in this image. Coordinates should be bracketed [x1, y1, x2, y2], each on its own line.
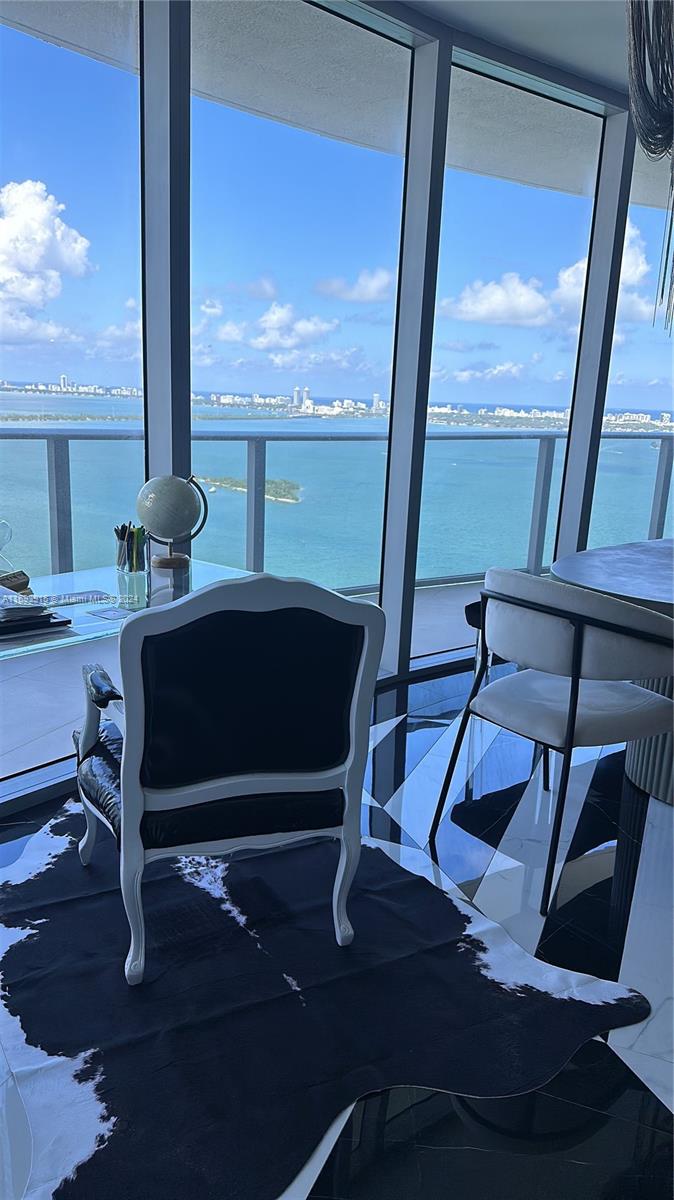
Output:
[306, 669, 673, 1200]
[1, 666, 671, 1200]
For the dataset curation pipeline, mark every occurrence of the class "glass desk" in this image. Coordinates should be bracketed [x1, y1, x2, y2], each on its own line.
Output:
[0, 559, 248, 662]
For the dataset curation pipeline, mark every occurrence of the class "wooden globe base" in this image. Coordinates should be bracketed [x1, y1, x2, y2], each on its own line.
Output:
[151, 551, 191, 570]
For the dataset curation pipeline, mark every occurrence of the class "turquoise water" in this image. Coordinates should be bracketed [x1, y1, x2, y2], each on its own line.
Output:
[0, 392, 669, 587]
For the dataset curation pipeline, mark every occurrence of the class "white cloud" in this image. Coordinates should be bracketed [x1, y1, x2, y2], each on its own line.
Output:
[216, 320, 247, 343]
[553, 220, 653, 325]
[318, 267, 393, 304]
[552, 258, 586, 315]
[246, 276, 276, 300]
[259, 301, 293, 331]
[0, 179, 90, 345]
[621, 218, 649, 288]
[553, 369, 567, 382]
[125, 296, 137, 311]
[200, 298, 223, 317]
[251, 302, 338, 351]
[453, 360, 524, 384]
[440, 273, 551, 327]
[293, 315, 338, 341]
[435, 339, 500, 352]
[192, 343, 219, 368]
[531, 351, 543, 364]
[88, 318, 141, 362]
[268, 346, 369, 373]
[617, 289, 652, 322]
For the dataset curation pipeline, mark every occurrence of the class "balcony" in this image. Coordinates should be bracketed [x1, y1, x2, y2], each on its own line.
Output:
[2, 425, 672, 664]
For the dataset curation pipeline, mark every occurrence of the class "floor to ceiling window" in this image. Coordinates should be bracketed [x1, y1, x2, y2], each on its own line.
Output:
[0, 4, 143, 581]
[411, 65, 602, 658]
[0, 2, 142, 782]
[588, 148, 673, 549]
[190, 0, 409, 587]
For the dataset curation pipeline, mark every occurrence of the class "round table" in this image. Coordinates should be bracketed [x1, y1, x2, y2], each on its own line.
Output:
[551, 539, 673, 804]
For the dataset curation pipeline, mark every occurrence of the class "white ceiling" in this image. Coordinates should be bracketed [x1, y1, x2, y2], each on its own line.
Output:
[407, 0, 630, 95]
[1, 0, 666, 205]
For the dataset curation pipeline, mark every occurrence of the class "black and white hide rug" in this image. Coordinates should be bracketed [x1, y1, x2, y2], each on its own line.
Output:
[0, 802, 650, 1199]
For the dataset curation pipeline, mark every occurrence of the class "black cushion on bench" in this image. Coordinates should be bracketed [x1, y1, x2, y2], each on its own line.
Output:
[73, 721, 344, 851]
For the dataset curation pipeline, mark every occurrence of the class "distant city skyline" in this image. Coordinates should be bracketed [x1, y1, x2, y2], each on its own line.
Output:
[1, 374, 671, 430]
[1, 21, 672, 413]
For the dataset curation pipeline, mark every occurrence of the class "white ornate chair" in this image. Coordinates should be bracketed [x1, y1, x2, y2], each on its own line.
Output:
[429, 567, 673, 916]
[74, 574, 385, 984]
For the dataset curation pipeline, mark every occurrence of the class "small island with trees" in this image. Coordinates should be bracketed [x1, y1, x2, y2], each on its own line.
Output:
[199, 475, 301, 503]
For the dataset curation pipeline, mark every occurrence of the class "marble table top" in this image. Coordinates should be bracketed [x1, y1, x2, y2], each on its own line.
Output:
[551, 538, 674, 615]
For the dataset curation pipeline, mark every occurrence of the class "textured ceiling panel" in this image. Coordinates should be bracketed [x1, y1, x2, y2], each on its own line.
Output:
[1, 0, 667, 207]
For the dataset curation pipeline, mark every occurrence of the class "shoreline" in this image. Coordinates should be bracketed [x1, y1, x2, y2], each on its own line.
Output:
[0, 409, 668, 437]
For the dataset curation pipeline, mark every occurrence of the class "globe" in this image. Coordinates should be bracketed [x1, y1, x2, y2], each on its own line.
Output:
[136, 476, 203, 542]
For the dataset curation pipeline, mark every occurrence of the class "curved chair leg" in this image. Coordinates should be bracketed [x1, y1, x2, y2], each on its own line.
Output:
[332, 834, 360, 947]
[540, 749, 572, 918]
[120, 856, 146, 985]
[78, 802, 98, 866]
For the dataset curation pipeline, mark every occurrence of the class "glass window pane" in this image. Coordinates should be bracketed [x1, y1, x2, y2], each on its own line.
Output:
[0, 5, 143, 580]
[413, 66, 602, 660]
[0, 3, 142, 781]
[588, 150, 673, 549]
[190, 0, 409, 583]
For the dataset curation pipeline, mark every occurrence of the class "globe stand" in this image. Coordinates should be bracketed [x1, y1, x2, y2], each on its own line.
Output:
[151, 541, 191, 570]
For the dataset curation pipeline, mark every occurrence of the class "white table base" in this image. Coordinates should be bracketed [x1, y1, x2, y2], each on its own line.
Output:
[624, 676, 673, 805]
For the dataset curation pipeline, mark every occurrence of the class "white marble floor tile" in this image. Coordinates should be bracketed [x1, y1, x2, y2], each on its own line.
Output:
[368, 714, 406, 753]
[383, 715, 500, 851]
[609, 794, 674, 1086]
[471, 745, 606, 947]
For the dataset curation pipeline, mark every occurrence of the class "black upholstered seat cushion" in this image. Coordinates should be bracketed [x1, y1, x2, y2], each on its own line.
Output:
[73, 721, 344, 851]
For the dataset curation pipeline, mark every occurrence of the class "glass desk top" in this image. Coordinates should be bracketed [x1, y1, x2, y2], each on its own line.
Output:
[0, 560, 248, 662]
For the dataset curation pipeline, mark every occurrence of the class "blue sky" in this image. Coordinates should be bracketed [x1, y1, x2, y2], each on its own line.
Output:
[0, 22, 670, 412]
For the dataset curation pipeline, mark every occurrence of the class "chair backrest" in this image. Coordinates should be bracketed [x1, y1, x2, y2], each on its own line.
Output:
[119, 574, 385, 803]
[483, 567, 673, 681]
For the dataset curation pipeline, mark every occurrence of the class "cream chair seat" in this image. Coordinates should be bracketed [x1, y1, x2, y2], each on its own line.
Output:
[472, 670, 673, 749]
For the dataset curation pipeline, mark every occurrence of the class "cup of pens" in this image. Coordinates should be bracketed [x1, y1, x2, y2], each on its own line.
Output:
[115, 522, 147, 574]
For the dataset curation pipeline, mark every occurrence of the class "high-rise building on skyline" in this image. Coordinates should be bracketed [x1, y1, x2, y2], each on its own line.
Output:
[293, 386, 301, 407]
[59, 373, 68, 390]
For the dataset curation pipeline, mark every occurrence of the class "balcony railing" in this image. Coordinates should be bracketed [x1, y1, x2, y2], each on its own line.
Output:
[2, 427, 672, 583]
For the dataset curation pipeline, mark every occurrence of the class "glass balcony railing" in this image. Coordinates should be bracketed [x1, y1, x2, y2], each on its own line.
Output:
[0, 428, 671, 589]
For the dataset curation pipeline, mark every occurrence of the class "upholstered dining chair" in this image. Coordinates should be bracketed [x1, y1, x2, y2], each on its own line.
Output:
[74, 574, 385, 984]
[429, 567, 673, 916]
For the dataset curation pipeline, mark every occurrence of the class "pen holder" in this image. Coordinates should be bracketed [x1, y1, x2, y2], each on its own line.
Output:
[115, 527, 147, 573]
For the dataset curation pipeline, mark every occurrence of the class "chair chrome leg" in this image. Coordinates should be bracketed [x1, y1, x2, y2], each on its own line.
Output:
[429, 707, 472, 863]
[540, 749, 572, 918]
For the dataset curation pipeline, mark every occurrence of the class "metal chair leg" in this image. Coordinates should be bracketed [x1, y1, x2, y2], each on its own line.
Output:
[428, 706, 472, 863]
[542, 745, 551, 793]
[540, 748, 572, 918]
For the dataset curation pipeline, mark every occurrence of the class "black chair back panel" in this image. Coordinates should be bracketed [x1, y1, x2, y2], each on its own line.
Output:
[139, 607, 365, 788]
